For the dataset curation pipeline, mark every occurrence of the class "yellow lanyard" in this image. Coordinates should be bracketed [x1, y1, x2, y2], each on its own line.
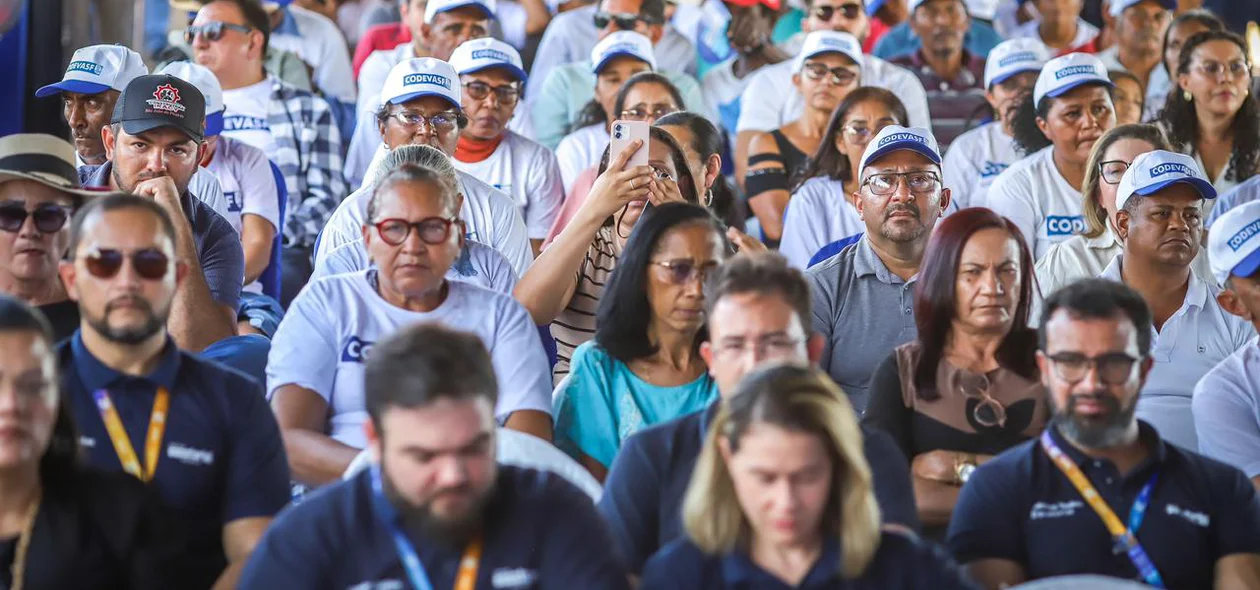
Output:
[454, 538, 483, 590]
[10, 490, 40, 590]
[93, 387, 170, 482]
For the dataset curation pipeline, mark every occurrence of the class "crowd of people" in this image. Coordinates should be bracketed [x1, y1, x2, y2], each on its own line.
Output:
[3, 0, 1260, 586]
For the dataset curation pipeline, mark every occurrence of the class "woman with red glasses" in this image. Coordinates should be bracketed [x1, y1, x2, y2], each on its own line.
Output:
[862, 208, 1048, 540]
[268, 162, 554, 490]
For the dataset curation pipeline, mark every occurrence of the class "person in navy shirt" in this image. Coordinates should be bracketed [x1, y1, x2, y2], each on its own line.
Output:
[239, 322, 631, 590]
[948, 278, 1260, 589]
[639, 363, 976, 589]
[56, 193, 290, 589]
[599, 252, 919, 574]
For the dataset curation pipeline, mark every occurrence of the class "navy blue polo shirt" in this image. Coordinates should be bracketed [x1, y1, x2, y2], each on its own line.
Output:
[237, 465, 631, 590]
[640, 531, 979, 589]
[947, 422, 1260, 589]
[599, 403, 921, 574]
[58, 333, 290, 588]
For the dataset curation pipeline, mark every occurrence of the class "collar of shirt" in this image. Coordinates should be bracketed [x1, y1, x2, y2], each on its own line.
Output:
[720, 537, 841, 587]
[905, 49, 983, 91]
[70, 331, 181, 393]
[83, 162, 197, 220]
[1100, 254, 1209, 316]
[853, 237, 915, 285]
[274, 7, 302, 37]
[1083, 225, 1121, 250]
[1046, 420, 1169, 476]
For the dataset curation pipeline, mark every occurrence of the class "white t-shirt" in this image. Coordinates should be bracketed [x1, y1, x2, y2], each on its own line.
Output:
[701, 60, 754, 137]
[1011, 18, 1100, 56]
[734, 53, 932, 133]
[779, 177, 864, 270]
[204, 136, 282, 293]
[189, 168, 234, 228]
[222, 78, 279, 157]
[266, 274, 552, 449]
[984, 146, 1083, 261]
[555, 124, 609, 196]
[314, 165, 535, 278]
[941, 122, 1021, 212]
[311, 238, 520, 295]
[455, 131, 564, 240]
[270, 4, 357, 103]
[1193, 338, 1260, 477]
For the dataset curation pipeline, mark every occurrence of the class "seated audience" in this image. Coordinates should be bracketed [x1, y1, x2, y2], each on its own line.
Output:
[554, 203, 727, 481]
[1098, 0, 1175, 123]
[949, 278, 1260, 590]
[1156, 9, 1224, 120]
[241, 323, 630, 589]
[699, 0, 791, 138]
[656, 112, 747, 233]
[888, 0, 987, 147]
[808, 125, 952, 412]
[864, 208, 1048, 538]
[1108, 70, 1146, 126]
[639, 363, 979, 589]
[265, 0, 358, 107]
[57, 193, 289, 589]
[871, 1, 1002, 60]
[1009, 0, 1099, 56]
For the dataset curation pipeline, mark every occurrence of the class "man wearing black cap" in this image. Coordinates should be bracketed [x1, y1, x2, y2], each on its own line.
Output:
[83, 74, 244, 356]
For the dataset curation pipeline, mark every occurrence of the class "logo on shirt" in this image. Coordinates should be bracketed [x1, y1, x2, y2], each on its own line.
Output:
[78, 435, 96, 448]
[1228, 219, 1260, 251]
[491, 568, 538, 589]
[1165, 503, 1210, 527]
[341, 336, 376, 363]
[1029, 500, 1084, 520]
[979, 161, 1008, 178]
[471, 48, 512, 63]
[402, 73, 452, 89]
[223, 115, 270, 132]
[225, 190, 242, 213]
[67, 60, 104, 75]
[998, 51, 1038, 67]
[1150, 162, 1193, 179]
[877, 132, 926, 148]
[1046, 215, 1085, 236]
[1055, 64, 1097, 80]
[167, 442, 215, 466]
[146, 83, 187, 116]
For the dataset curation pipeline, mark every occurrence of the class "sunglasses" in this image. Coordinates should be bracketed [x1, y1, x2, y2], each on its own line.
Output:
[184, 21, 253, 44]
[811, 3, 862, 21]
[82, 248, 171, 281]
[649, 259, 719, 285]
[801, 62, 860, 86]
[0, 204, 72, 234]
[372, 217, 461, 246]
[463, 81, 521, 106]
[593, 11, 658, 30]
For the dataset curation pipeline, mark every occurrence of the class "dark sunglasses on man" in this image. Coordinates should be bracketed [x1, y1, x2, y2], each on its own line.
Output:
[811, 2, 862, 21]
[184, 21, 253, 44]
[81, 248, 172, 281]
[593, 11, 659, 30]
[0, 203, 72, 234]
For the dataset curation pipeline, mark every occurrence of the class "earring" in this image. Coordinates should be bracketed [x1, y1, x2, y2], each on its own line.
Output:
[1183, 90, 1193, 102]
[704, 189, 714, 207]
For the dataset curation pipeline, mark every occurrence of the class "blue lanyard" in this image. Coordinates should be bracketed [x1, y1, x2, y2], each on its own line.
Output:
[371, 467, 436, 590]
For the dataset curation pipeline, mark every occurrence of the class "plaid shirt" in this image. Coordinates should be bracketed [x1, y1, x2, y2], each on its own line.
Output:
[264, 76, 347, 247]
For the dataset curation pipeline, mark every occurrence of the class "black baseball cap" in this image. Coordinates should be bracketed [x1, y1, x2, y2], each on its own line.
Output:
[111, 74, 206, 142]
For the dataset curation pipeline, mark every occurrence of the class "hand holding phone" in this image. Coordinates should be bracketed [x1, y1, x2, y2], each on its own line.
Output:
[609, 120, 650, 170]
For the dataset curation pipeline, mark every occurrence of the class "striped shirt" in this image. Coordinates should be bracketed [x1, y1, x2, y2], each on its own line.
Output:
[551, 225, 619, 384]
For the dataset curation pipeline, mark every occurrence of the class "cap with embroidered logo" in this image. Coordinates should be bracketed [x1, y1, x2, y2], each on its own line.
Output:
[449, 38, 527, 82]
[859, 125, 942, 173]
[591, 31, 656, 74]
[1209, 200, 1260, 286]
[425, 0, 497, 24]
[1032, 52, 1112, 107]
[1109, 0, 1175, 17]
[984, 38, 1050, 89]
[111, 74, 206, 142]
[1115, 150, 1216, 213]
[158, 62, 225, 137]
[36, 45, 149, 98]
[792, 30, 864, 74]
[380, 58, 463, 110]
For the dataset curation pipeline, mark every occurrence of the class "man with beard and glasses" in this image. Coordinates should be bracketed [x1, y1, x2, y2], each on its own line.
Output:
[1097, 0, 1174, 122]
[55, 193, 289, 590]
[1101, 150, 1252, 451]
[948, 278, 1260, 590]
[807, 125, 951, 412]
[240, 323, 630, 589]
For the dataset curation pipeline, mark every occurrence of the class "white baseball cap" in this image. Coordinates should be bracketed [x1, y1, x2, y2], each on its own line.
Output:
[1108, 0, 1174, 17]
[1032, 53, 1112, 107]
[449, 38, 527, 82]
[36, 44, 148, 98]
[158, 62, 225, 137]
[425, 0, 497, 24]
[859, 125, 942, 173]
[380, 58, 463, 110]
[1115, 150, 1217, 213]
[984, 38, 1050, 89]
[792, 31, 863, 74]
[1209, 200, 1260, 286]
[591, 31, 656, 74]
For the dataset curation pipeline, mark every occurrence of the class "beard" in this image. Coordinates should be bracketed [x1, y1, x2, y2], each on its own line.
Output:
[86, 296, 167, 345]
[1049, 391, 1139, 449]
[380, 459, 495, 549]
[878, 203, 927, 243]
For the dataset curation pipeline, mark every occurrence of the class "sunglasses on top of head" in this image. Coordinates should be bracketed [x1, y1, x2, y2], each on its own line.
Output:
[81, 248, 171, 281]
[184, 21, 253, 44]
[0, 203, 72, 234]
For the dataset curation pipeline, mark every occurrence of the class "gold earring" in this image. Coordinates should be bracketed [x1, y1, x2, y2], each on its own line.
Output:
[1184, 90, 1193, 102]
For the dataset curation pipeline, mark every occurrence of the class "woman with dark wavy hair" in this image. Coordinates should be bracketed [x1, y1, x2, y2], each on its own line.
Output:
[1155, 10, 1225, 120]
[863, 208, 1048, 539]
[1157, 30, 1258, 197]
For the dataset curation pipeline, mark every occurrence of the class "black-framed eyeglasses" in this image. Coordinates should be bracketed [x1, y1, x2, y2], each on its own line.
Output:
[811, 3, 862, 21]
[620, 105, 679, 122]
[463, 81, 520, 106]
[0, 203, 72, 233]
[801, 62, 859, 87]
[861, 171, 940, 196]
[1045, 352, 1142, 385]
[385, 110, 461, 133]
[593, 11, 658, 29]
[1099, 160, 1130, 185]
[81, 247, 171, 280]
[183, 21, 253, 44]
[649, 259, 719, 285]
[372, 217, 462, 246]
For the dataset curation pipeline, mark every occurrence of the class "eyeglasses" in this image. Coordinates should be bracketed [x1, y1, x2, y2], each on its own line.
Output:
[183, 21, 253, 44]
[712, 336, 804, 360]
[811, 3, 862, 21]
[385, 110, 461, 133]
[1044, 352, 1142, 385]
[861, 171, 940, 196]
[593, 11, 658, 30]
[620, 105, 679, 122]
[649, 259, 719, 285]
[0, 204, 72, 233]
[372, 217, 461, 246]
[81, 248, 171, 280]
[841, 120, 896, 143]
[463, 81, 520, 106]
[1190, 60, 1250, 80]
[801, 62, 859, 86]
[650, 165, 674, 181]
[1099, 160, 1130, 185]
[953, 372, 1007, 429]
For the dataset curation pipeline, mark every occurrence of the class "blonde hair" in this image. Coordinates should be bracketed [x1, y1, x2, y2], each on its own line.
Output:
[1080, 124, 1171, 239]
[681, 363, 882, 579]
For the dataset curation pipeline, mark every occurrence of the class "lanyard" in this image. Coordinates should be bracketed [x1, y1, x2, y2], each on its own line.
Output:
[1040, 430, 1164, 588]
[93, 387, 170, 482]
[9, 490, 40, 590]
[371, 467, 482, 590]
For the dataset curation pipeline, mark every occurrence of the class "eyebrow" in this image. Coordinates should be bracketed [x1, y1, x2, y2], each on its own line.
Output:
[401, 432, 492, 455]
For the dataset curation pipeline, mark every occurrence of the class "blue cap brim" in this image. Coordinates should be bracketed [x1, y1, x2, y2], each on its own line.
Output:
[593, 51, 652, 74]
[459, 63, 528, 83]
[1134, 176, 1217, 201]
[863, 141, 942, 169]
[1232, 246, 1260, 281]
[388, 90, 461, 111]
[434, 2, 496, 20]
[35, 80, 112, 98]
[988, 67, 1040, 89]
[1044, 78, 1114, 101]
[206, 111, 224, 137]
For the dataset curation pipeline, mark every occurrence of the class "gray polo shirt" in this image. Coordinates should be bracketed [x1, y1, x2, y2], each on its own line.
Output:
[808, 238, 919, 412]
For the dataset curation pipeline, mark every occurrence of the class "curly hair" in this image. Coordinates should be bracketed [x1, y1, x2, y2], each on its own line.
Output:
[1156, 30, 1259, 182]
[793, 87, 908, 191]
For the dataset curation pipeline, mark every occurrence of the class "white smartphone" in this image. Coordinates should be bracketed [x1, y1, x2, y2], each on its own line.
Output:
[609, 119, 650, 170]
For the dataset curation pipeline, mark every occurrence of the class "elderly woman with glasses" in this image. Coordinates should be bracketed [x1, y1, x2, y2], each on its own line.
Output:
[863, 208, 1049, 539]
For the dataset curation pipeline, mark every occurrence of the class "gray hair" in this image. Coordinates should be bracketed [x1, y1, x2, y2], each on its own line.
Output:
[365, 145, 462, 221]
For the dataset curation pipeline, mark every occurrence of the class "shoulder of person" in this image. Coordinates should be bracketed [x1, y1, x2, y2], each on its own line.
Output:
[805, 239, 861, 279]
[448, 279, 524, 315]
[622, 409, 704, 460]
[178, 349, 265, 399]
[640, 536, 710, 580]
[457, 170, 515, 207]
[506, 131, 556, 162]
[1164, 441, 1259, 499]
[569, 340, 618, 373]
[1195, 343, 1259, 396]
[988, 147, 1048, 193]
[747, 131, 782, 156]
[494, 464, 596, 512]
[262, 469, 366, 544]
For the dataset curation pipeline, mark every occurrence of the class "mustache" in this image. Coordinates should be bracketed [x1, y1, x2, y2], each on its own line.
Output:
[105, 296, 154, 314]
[1066, 392, 1121, 412]
[884, 204, 921, 221]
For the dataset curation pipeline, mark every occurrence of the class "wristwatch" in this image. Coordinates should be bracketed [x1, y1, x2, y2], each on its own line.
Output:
[955, 455, 978, 485]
